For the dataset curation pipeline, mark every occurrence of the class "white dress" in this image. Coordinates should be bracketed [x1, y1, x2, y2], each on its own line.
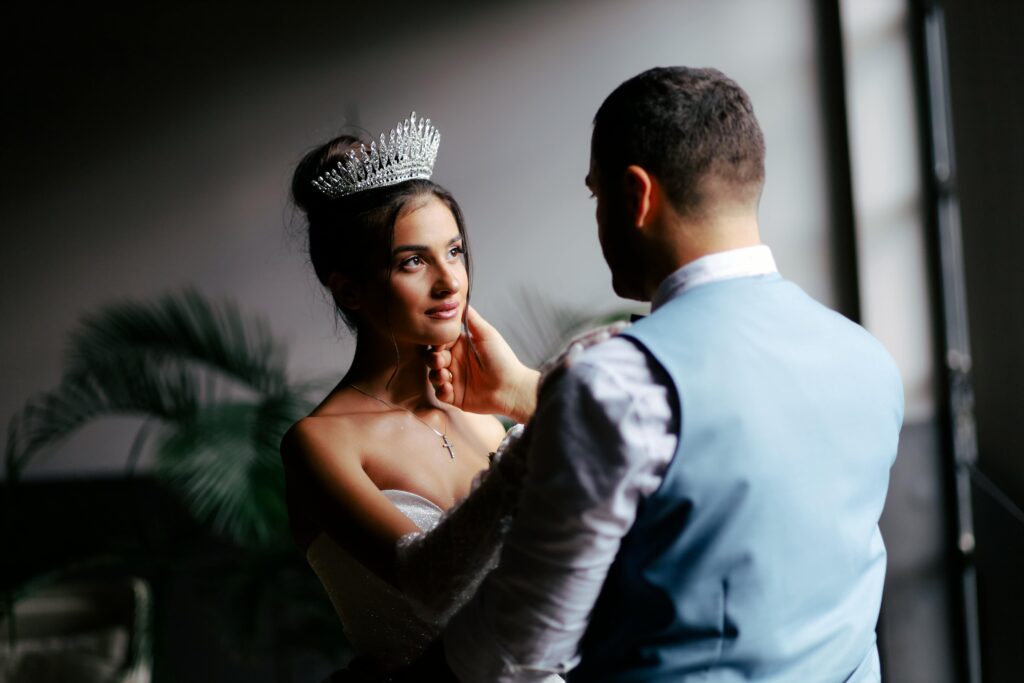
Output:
[305, 490, 444, 666]
[306, 427, 562, 678]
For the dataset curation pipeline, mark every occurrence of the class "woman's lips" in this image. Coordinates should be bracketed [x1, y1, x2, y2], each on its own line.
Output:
[426, 301, 461, 320]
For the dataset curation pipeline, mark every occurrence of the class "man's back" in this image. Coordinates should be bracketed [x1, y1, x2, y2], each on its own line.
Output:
[571, 273, 903, 682]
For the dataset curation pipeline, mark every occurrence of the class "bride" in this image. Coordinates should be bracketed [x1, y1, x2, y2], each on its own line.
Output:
[280, 113, 540, 678]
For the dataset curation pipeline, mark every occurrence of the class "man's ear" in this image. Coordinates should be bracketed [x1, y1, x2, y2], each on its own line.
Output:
[623, 165, 654, 229]
[328, 272, 361, 310]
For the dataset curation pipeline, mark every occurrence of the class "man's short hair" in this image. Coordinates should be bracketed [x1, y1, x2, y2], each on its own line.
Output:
[593, 66, 765, 215]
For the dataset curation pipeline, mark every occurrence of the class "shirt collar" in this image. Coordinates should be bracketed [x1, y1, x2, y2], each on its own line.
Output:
[651, 245, 779, 311]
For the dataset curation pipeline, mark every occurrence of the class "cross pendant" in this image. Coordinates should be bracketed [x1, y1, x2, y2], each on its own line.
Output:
[442, 435, 456, 459]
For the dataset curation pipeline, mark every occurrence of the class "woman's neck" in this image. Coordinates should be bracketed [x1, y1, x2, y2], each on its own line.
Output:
[342, 333, 438, 408]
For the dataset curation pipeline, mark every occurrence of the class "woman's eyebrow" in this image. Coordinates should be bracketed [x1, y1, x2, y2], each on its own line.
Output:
[392, 235, 462, 255]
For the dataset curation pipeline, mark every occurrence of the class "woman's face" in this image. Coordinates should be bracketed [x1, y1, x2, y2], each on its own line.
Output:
[364, 194, 468, 347]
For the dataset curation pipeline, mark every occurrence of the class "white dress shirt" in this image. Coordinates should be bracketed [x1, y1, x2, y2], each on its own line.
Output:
[444, 246, 779, 682]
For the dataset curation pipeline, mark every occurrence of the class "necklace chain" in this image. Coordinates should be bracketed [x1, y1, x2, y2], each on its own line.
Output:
[348, 383, 456, 459]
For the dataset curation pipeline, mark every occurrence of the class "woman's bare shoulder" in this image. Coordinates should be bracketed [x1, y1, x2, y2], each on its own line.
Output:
[281, 411, 425, 566]
[281, 413, 364, 467]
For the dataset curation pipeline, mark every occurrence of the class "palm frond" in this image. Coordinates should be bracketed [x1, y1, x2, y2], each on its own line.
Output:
[63, 288, 289, 396]
[254, 391, 316, 454]
[153, 398, 302, 549]
[5, 289, 315, 551]
[5, 354, 200, 477]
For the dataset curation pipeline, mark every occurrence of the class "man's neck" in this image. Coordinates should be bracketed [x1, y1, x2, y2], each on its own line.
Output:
[649, 243, 778, 311]
[642, 213, 762, 300]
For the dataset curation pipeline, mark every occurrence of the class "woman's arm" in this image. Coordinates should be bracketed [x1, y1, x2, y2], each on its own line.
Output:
[281, 417, 421, 584]
[283, 414, 529, 626]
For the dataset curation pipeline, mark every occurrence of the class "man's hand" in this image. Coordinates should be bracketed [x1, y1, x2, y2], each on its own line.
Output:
[424, 306, 540, 423]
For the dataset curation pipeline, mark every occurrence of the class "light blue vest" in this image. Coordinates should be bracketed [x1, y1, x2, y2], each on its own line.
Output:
[569, 274, 903, 682]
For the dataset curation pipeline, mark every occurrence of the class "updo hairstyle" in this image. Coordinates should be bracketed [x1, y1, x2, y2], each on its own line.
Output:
[291, 134, 471, 332]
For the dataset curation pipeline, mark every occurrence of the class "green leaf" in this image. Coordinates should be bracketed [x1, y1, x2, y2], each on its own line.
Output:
[153, 398, 302, 549]
[5, 289, 313, 551]
[5, 354, 200, 476]
[63, 287, 289, 396]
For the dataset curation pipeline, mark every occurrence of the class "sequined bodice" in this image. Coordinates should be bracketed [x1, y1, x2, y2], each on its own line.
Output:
[305, 490, 444, 668]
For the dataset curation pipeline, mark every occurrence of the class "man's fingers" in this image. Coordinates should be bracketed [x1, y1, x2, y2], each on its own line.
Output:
[464, 305, 498, 341]
[423, 348, 452, 371]
[419, 345, 438, 367]
[428, 368, 452, 384]
[434, 381, 455, 404]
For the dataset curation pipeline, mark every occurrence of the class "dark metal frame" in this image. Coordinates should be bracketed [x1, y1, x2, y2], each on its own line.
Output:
[813, 0, 862, 326]
[909, 1, 982, 680]
[816, 1, 984, 679]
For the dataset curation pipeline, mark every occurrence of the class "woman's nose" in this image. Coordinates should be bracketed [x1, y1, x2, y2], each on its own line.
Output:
[433, 262, 461, 295]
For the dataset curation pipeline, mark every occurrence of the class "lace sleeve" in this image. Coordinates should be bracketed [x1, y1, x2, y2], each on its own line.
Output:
[393, 424, 529, 627]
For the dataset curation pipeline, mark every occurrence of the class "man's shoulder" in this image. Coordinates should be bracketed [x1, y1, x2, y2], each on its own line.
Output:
[562, 332, 658, 389]
[575, 333, 648, 368]
[540, 333, 672, 416]
[537, 322, 645, 391]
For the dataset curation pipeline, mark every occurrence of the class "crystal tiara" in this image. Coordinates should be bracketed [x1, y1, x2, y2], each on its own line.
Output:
[311, 112, 441, 199]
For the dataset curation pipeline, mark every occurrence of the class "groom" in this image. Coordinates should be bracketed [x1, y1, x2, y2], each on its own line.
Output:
[423, 66, 903, 682]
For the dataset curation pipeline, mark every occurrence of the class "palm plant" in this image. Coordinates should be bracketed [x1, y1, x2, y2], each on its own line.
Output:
[4, 288, 319, 550]
[2, 289, 339, 679]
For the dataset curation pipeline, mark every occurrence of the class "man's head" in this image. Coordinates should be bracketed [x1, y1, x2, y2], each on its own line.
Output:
[587, 66, 765, 300]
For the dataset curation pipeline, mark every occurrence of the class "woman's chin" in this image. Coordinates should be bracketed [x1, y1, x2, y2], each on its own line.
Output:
[421, 321, 462, 346]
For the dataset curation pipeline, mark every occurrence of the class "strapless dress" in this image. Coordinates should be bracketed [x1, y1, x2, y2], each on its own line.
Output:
[305, 427, 563, 680]
[306, 490, 444, 668]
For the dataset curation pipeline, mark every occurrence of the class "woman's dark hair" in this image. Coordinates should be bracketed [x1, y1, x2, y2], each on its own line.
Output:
[291, 134, 471, 332]
[593, 66, 765, 216]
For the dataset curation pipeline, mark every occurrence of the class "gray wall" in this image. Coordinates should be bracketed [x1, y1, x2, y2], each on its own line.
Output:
[4, 0, 834, 477]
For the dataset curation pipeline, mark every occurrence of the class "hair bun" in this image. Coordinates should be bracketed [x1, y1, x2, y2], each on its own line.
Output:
[291, 135, 366, 217]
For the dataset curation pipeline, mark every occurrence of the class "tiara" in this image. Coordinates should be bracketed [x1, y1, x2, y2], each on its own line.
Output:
[312, 112, 441, 198]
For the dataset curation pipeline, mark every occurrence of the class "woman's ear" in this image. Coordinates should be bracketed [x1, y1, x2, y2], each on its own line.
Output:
[623, 165, 654, 229]
[328, 273, 361, 310]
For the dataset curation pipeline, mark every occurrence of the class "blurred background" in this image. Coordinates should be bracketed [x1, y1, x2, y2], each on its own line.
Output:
[1, 0, 1020, 681]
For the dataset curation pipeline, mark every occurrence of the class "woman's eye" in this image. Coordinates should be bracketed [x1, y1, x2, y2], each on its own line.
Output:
[449, 245, 465, 258]
[400, 255, 423, 269]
